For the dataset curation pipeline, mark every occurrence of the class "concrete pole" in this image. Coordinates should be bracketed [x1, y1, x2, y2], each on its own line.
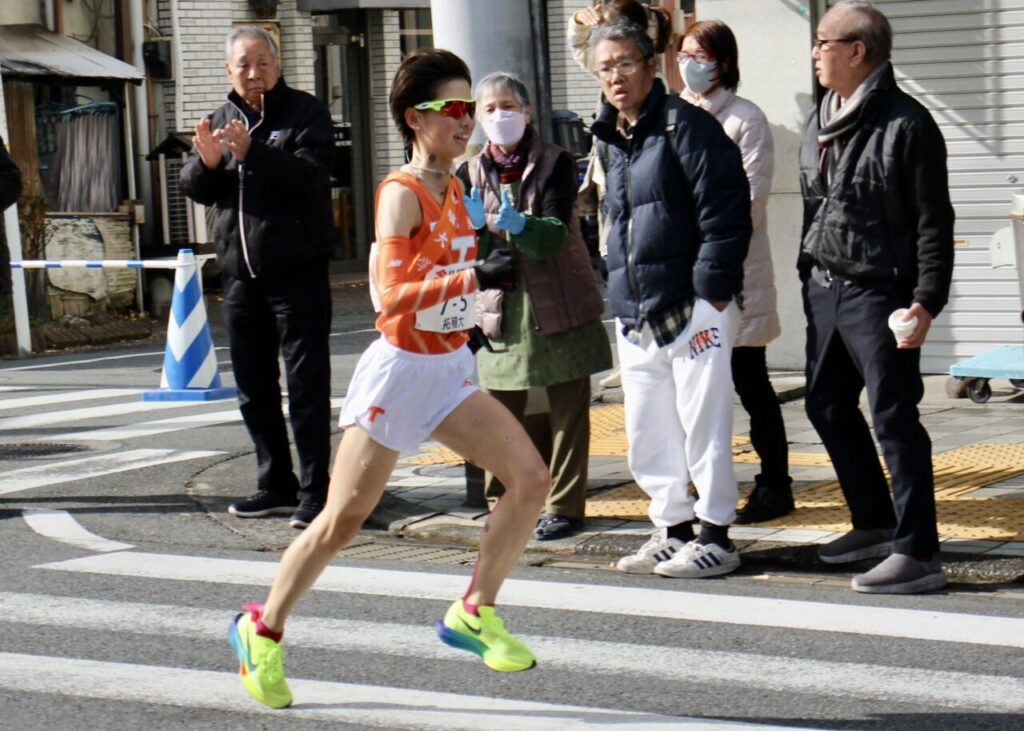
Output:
[0, 74, 33, 357]
[429, 0, 538, 148]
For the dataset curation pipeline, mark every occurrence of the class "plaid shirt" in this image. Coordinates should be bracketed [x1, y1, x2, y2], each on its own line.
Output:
[621, 299, 694, 348]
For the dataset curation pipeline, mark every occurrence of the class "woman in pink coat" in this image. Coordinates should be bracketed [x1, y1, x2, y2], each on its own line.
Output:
[679, 20, 794, 523]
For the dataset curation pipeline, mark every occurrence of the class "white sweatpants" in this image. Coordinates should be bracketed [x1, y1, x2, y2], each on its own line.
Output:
[616, 299, 740, 528]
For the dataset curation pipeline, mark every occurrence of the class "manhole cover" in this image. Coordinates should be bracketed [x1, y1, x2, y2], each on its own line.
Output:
[0, 442, 91, 459]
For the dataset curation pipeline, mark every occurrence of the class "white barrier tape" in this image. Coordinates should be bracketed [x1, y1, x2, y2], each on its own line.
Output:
[10, 255, 216, 270]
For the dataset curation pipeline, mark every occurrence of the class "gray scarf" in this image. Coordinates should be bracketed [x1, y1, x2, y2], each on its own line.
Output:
[817, 62, 891, 183]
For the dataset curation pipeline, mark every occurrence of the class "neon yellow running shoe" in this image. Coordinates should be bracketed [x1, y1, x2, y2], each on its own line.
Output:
[436, 599, 536, 672]
[228, 603, 293, 709]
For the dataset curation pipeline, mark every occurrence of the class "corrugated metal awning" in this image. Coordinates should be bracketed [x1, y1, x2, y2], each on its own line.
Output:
[0, 24, 144, 83]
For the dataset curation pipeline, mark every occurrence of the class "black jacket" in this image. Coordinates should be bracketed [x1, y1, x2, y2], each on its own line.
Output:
[0, 137, 23, 295]
[798, 63, 955, 316]
[592, 79, 751, 329]
[180, 80, 335, 279]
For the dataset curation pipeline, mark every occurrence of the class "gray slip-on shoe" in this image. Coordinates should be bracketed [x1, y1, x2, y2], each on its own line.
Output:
[818, 528, 894, 564]
[851, 553, 948, 594]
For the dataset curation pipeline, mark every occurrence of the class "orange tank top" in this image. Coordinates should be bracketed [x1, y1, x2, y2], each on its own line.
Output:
[373, 172, 479, 354]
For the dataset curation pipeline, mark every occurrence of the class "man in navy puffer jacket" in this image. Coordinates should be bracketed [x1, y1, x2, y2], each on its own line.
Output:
[590, 18, 751, 579]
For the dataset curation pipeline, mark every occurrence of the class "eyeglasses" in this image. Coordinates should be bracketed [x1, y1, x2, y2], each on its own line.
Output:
[596, 59, 645, 80]
[813, 37, 856, 51]
[676, 51, 713, 64]
[413, 98, 476, 119]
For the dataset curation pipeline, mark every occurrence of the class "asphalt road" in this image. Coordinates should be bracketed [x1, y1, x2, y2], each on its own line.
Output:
[0, 292, 1022, 730]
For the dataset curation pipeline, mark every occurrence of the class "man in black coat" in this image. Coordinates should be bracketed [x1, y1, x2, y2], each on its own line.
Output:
[799, 1, 955, 593]
[590, 18, 752, 580]
[181, 26, 335, 529]
[0, 136, 23, 299]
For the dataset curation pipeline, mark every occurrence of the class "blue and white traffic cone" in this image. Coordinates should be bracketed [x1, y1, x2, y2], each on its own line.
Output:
[142, 248, 235, 402]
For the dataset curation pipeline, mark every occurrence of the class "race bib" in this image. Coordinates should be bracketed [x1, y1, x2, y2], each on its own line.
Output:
[415, 235, 476, 333]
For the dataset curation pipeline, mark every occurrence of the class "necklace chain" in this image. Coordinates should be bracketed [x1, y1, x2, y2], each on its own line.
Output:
[405, 162, 451, 178]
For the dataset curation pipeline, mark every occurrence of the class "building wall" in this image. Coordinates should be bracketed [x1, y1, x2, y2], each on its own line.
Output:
[546, 0, 603, 120]
[0, 2, 41, 25]
[368, 10, 406, 186]
[163, 0, 316, 134]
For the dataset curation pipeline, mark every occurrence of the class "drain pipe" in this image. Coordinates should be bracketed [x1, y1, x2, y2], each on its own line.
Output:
[528, 0, 553, 143]
[128, 0, 154, 248]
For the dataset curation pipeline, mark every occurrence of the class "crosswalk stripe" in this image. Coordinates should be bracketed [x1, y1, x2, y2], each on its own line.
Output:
[34, 397, 344, 443]
[0, 449, 223, 495]
[48, 408, 242, 441]
[3, 591, 1020, 713]
[0, 388, 145, 412]
[38, 552, 1024, 648]
[0, 399, 198, 430]
[0, 652, 784, 730]
[21, 510, 134, 553]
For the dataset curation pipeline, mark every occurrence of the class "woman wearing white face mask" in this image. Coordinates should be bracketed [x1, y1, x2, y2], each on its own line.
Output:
[457, 71, 611, 542]
[678, 21, 794, 524]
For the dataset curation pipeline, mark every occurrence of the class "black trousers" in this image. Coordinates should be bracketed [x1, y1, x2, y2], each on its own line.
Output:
[731, 345, 789, 487]
[221, 267, 332, 503]
[803, 275, 938, 557]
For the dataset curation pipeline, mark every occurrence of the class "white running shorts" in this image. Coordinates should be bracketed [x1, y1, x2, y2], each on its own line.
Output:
[339, 336, 477, 452]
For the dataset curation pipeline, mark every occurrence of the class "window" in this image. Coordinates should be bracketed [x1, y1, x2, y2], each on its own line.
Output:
[399, 9, 432, 56]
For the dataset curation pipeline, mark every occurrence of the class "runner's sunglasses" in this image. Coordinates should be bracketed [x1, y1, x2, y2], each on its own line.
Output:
[413, 98, 476, 119]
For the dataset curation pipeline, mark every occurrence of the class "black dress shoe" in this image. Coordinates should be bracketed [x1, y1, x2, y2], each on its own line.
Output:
[734, 488, 795, 525]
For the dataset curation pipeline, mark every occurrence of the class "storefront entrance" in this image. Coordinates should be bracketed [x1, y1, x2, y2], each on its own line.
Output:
[312, 11, 372, 270]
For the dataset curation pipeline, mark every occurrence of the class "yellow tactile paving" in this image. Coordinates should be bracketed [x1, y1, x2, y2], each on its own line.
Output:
[402, 402, 1024, 542]
[586, 443, 1024, 542]
[405, 403, 750, 465]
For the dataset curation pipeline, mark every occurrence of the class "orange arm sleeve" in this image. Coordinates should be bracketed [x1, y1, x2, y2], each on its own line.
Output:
[375, 236, 478, 317]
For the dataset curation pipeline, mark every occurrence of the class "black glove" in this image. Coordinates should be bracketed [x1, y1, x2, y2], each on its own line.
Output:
[473, 248, 517, 291]
[466, 325, 494, 354]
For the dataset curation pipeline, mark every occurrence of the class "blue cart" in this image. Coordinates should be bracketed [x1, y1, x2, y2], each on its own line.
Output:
[949, 344, 1024, 403]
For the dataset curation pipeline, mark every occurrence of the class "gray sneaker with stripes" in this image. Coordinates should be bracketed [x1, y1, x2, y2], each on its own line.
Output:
[654, 540, 740, 579]
[616, 532, 686, 574]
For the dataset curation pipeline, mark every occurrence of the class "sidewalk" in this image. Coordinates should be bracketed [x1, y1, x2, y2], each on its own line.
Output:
[192, 370, 1024, 587]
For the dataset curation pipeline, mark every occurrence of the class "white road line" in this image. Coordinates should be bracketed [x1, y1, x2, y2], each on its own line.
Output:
[0, 449, 223, 495]
[0, 350, 180, 371]
[0, 388, 145, 411]
[39, 552, 1024, 649]
[20, 510, 134, 553]
[47, 408, 243, 441]
[2, 591, 1020, 713]
[0, 399, 197, 430]
[31, 397, 344, 443]
[0, 652, 799, 730]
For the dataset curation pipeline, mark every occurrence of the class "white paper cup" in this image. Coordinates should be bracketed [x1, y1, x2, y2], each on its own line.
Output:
[888, 309, 918, 341]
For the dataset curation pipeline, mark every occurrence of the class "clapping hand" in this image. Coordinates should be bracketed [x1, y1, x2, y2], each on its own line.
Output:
[212, 119, 253, 162]
[193, 118, 223, 170]
[496, 190, 527, 236]
[465, 186, 487, 229]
